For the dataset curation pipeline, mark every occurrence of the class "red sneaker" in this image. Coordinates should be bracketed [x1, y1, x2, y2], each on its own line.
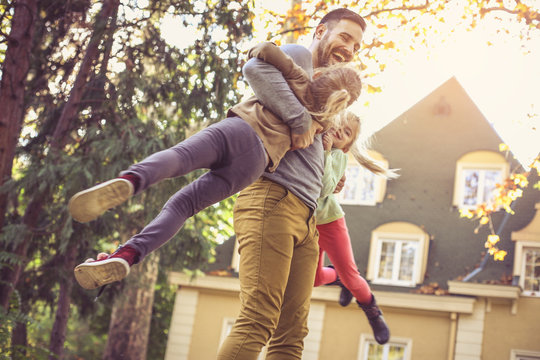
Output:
[74, 246, 139, 290]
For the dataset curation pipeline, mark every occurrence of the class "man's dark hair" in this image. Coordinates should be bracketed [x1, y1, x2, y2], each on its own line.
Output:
[319, 8, 367, 32]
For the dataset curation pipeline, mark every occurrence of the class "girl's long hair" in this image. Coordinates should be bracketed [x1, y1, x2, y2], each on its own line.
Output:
[308, 64, 362, 130]
[340, 111, 399, 179]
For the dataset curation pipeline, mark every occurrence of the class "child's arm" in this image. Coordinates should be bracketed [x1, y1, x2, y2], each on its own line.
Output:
[242, 44, 313, 147]
[248, 42, 310, 86]
[319, 134, 348, 199]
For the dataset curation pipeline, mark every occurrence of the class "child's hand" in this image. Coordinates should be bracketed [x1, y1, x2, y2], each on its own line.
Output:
[290, 122, 323, 150]
[322, 133, 333, 151]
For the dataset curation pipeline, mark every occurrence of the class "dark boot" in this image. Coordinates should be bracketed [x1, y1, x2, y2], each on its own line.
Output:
[326, 265, 353, 306]
[358, 295, 390, 344]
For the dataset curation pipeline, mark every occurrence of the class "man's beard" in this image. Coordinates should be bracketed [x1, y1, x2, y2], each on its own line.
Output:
[316, 35, 332, 67]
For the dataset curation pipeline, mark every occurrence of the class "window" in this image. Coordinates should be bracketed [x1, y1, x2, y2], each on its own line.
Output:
[367, 223, 429, 287]
[521, 247, 540, 296]
[511, 203, 540, 297]
[453, 151, 509, 209]
[510, 349, 540, 360]
[459, 166, 504, 208]
[358, 334, 412, 360]
[373, 236, 419, 286]
[338, 150, 390, 206]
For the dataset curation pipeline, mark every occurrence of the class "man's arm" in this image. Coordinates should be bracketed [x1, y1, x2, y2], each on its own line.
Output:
[242, 44, 314, 149]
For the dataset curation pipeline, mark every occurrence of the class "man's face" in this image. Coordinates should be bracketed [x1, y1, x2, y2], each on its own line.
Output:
[315, 19, 364, 67]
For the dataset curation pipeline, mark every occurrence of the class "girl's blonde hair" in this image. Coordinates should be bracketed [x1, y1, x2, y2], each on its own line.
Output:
[307, 64, 362, 130]
[340, 111, 399, 179]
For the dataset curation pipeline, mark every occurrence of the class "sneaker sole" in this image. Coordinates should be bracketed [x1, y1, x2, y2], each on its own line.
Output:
[74, 258, 130, 289]
[68, 179, 134, 223]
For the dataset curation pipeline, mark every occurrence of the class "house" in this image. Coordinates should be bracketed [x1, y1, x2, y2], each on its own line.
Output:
[163, 77, 540, 360]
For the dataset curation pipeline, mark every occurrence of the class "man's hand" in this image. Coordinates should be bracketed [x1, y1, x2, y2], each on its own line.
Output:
[333, 175, 346, 194]
[290, 122, 323, 151]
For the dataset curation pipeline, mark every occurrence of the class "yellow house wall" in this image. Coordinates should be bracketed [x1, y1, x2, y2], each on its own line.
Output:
[319, 304, 452, 360]
[188, 289, 240, 360]
[482, 298, 540, 359]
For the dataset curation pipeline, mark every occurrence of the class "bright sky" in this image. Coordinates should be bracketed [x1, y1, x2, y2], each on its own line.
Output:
[162, 0, 539, 167]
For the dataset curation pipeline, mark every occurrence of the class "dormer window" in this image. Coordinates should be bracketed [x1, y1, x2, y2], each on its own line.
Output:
[367, 222, 430, 287]
[453, 151, 509, 209]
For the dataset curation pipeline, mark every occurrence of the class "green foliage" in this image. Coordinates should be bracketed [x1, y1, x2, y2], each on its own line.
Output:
[0, 292, 52, 360]
[1, 0, 254, 357]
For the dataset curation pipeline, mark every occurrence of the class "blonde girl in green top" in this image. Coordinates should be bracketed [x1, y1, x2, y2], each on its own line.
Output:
[314, 111, 398, 345]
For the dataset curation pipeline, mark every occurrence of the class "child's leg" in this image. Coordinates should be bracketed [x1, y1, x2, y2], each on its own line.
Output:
[125, 117, 268, 261]
[69, 117, 265, 222]
[313, 233, 335, 286]
[74, 117, 267, 288]
[317, 217, 372, 305]
[122, 117, 257, 193]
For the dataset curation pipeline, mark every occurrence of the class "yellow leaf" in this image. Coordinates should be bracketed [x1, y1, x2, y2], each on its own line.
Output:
[494, 250, 507, 261]
[487, 234, 500, 246]
[480, 216, 489, 225]
[499, 143, 509, 152]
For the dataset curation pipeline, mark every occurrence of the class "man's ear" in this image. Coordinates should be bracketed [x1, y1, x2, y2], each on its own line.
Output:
[314, 23, 327, 40]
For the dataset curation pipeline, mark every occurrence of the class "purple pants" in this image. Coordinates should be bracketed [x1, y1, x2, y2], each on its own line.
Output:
[123, 116, 268, 261]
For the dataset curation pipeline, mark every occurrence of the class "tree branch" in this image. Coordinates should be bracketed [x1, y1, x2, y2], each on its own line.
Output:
[363, 0, 431, 18]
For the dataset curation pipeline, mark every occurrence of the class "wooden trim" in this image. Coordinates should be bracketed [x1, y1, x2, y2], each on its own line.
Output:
[448, 280, 521, 299]
[168, 272, 475, 314]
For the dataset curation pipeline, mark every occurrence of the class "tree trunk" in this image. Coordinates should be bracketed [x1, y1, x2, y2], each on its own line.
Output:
[11, 313, 28, 358]
[102, 252, 160, 360]
[50, 0, 120, 148]
[48, 243, 78, 360]
[0, 0, 37, 230]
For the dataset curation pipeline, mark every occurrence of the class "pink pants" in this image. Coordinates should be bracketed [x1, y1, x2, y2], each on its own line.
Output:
[314, 217, 372, 305]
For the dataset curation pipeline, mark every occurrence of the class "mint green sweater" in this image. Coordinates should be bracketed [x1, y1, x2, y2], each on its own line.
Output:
[315, 149, 348, 225]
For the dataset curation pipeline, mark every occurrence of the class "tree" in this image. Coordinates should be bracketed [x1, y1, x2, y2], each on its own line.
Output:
[1, 0, 254, 358]
[0, 0, 37, 232]
[264, 0, 539, 262]
[260, 0, 539, 93]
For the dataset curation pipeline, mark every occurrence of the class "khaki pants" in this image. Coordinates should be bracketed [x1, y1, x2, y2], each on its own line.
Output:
[217, 178, 319, 360]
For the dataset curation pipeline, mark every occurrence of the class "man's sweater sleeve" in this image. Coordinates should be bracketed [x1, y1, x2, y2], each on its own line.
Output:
[242, 44, 313, 135]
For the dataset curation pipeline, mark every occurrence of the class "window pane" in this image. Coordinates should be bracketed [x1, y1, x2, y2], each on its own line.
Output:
[343, 166, 360, 201]
[388, 344, 406, 360]
[367, 343, 384, 360]
[462, 169, 480, 206]
[378, 241, 395, 279]
[398, 242, 417, 281]
[358, 169, 376, 202]
[364, 341, 406, 360]
[523, 249, 540, 293]
[482, 170, 502, 203]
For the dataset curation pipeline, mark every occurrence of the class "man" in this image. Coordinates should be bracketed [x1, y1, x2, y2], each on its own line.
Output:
[217, 8, 367, 360]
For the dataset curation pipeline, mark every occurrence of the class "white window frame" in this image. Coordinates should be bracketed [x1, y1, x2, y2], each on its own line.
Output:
[357, 333, 412, 360]
[454, 162, 507, 209]
[231, 239, 240, 273]
[338, 163, 380, 206]
[516, 244, 540, 297]
[510, 349, 540, 360]
[338, 152, 389, 206]
[368, 231, 428, 287]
